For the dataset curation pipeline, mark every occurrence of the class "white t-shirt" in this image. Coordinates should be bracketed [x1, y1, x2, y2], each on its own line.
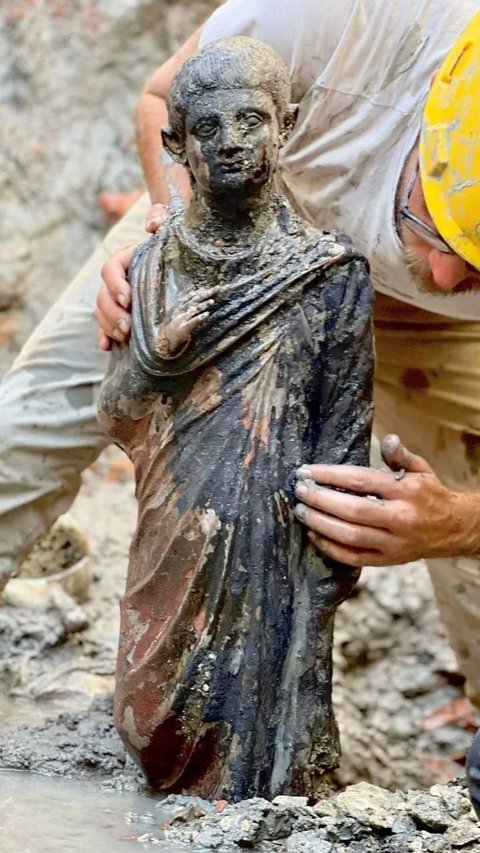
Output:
[201, 0, 480, 319]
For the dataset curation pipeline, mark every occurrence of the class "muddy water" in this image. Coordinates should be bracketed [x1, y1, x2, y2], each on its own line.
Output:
[0, 771, 199, 852]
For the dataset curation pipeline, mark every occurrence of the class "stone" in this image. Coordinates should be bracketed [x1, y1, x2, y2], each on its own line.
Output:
[391, 815, 418, 834]
[0, 0, 218, 363]
[444, 820, 480, 847]
[284, 831, 332, 852]
[406, 791, 456, 832]
[335, 782, 400, 831]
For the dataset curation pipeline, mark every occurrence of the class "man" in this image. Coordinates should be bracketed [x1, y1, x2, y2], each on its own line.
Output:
[1, 0, 480, 702]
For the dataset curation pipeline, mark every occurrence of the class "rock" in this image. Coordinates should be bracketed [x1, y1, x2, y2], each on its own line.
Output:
[284, 831, 332, 852]
[335, 782, 401, 830]
[0, 0, 219, 363]
[313, 800, 338, 818]
[406, 791, 455, 832]
[391, 815, 418, 834]
[444, 820, 480, 847]
[423, 837, 453, 853]
[18, 516, 89, 583]
[428, 785, 472, 822]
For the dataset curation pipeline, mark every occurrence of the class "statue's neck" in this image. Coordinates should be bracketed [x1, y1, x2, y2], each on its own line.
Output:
[184, 187, 276, 250]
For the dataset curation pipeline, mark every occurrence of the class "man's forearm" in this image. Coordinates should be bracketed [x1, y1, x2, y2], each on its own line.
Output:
[135, 27, 203, 207]
[135, 91, 191, 206]
[455, 491, 480, 557]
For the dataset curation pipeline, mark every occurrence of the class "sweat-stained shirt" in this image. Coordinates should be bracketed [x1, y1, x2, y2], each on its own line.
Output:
[200, 0, 480, 320]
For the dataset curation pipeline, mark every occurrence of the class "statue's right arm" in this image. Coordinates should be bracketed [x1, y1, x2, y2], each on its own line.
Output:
[96, 26, 203, 351]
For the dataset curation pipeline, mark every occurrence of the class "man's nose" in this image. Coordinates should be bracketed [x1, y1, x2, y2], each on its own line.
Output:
[429, 249, 472, 290]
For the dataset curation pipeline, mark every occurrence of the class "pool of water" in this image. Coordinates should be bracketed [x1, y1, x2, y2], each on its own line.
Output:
[0, 770, 194, 852]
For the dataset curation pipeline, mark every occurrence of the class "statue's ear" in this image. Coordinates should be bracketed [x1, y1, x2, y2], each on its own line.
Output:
[281, 105, 298, 142]
[162, 126, 187, 165]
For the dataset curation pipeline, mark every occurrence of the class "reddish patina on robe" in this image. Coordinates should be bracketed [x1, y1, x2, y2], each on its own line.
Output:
[98, 198, 374, 801]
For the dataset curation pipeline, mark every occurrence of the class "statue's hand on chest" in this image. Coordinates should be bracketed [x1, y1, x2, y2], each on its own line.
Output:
[157, 285, 219, 358]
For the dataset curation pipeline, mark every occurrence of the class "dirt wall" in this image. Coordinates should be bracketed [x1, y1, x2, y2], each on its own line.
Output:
[0, 0, 217, 351]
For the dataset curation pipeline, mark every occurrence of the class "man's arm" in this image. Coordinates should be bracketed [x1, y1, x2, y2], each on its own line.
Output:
[95, 27, 203, 349]
[136, 27, 202, 208]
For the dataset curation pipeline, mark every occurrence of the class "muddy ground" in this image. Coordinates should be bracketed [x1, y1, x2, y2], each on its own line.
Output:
[0, 446, 479, 853]
[1, 443, 476, 795]
[1, 1, 480, 850]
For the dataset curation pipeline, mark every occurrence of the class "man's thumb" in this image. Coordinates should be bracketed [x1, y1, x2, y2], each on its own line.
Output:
[381, 434, 433, 474]
[145, 203, 169, 234]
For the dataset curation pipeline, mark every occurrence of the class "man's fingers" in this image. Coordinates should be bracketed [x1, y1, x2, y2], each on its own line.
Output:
[294, 503, 392, 551]
[294, 481, 389, 528]
[381, 433, 433, 475]
[307, 532, 385, 568]
[296, 463, 403, 498]
[98, 332, 112, 352]
[100, 244, 135, 308]
[94, 300, 131, 342]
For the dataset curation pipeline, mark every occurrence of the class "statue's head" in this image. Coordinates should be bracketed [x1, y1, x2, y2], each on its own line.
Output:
[163, 36, 296, 198]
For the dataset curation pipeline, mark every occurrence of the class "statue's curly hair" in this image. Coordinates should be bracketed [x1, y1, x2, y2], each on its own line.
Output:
[167, 36, 291, 143]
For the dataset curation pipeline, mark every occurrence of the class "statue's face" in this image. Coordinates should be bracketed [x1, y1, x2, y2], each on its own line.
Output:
[184, 88, 282, 196]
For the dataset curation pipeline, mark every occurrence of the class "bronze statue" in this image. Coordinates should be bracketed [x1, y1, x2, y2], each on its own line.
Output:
[98, 36, 374, 802]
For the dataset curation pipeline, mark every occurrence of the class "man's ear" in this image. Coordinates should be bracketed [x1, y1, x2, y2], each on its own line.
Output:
[162, 126, 187, 165]
[280, 104, 299, 143]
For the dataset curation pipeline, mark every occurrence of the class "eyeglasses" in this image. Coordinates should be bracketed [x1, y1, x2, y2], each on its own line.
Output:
[400, 162, 454, 255]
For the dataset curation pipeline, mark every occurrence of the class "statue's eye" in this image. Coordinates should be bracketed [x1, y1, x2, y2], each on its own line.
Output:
[195, 122, 217, 139]
[244, 113, 263, 128]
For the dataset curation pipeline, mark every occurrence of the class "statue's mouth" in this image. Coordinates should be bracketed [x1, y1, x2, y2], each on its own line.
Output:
[219, 161, 245, 174]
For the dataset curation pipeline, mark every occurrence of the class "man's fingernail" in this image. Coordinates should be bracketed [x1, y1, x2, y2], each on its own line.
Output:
[147, 217, 164, 231]
[296, 466, 312, 480]
[294, 503, 307, 519]
[295, 482, 307, 497]
[117, 318, 131, 334]
[118, 293, 129, 308]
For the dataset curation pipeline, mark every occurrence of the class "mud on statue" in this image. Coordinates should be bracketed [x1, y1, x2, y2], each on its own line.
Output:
[98, 36, 374, 801]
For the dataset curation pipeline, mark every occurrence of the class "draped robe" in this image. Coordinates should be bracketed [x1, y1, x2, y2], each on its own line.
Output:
[98, 197, 374, 801]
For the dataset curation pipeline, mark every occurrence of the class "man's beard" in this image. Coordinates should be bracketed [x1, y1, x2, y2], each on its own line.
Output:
[404, 246, 438, 294]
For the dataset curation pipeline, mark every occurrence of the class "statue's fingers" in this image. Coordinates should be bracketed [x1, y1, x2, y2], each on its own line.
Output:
[188, 286, 220, 304]
[183, 300, 214, 318]
[182, 312, 210, 333]
[192, 298, 216, 314]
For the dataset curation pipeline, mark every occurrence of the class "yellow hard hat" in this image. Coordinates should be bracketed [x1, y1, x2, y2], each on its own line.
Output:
[420, 11, 480, 270]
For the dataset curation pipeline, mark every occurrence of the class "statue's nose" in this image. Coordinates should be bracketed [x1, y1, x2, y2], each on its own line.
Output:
[218, 128, 243, 157]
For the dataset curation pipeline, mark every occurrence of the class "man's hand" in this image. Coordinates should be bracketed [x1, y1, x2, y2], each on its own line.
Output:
[294, 434, 480, 566]
[96, 245, 135, 351]
[95, 204, 169, 351]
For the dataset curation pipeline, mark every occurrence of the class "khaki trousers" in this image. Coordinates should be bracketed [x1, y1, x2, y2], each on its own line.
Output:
[0, 194, 479, 694]
[374, 294, 480, 700]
